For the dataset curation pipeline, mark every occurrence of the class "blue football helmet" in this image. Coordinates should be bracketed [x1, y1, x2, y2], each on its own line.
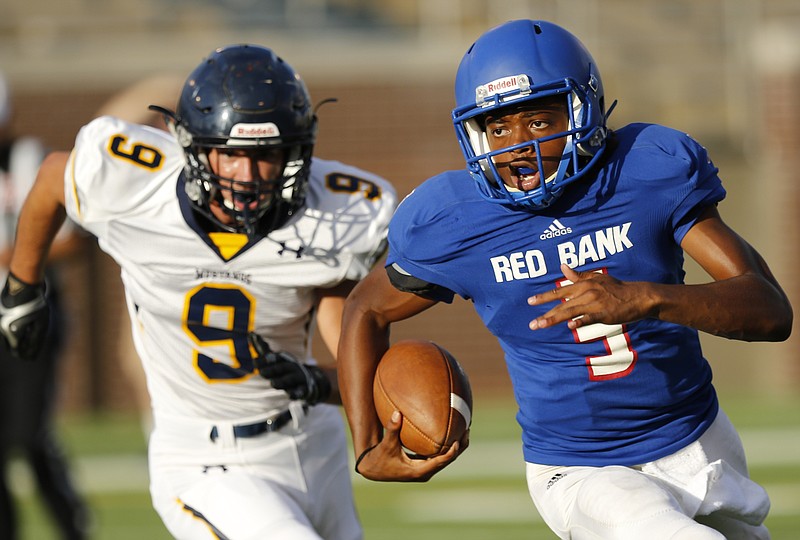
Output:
[152, 44, 317, 237]
[452, 20, 612, 210]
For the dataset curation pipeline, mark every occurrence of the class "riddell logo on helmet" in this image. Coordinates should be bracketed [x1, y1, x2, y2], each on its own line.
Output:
[230, 122, 280, 138]
[475, 74, 531, 105]
[485, 76, 520, 94]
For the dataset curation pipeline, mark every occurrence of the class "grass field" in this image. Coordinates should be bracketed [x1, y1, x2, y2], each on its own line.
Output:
[11, 393, 800, 539]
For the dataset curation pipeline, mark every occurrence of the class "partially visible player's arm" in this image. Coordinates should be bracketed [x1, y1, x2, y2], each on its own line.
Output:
[671, 205, 792, 339]
[528, 206, 793, 341]
[313, 279, 358, 404]
[9, 151, 70, 284]
[338, 266, 460, 482]
[250, 280, 359, 406]
[249, 281, 359, 406]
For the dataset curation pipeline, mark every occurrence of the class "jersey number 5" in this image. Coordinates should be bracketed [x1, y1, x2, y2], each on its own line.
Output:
[557, 270, 638, 381]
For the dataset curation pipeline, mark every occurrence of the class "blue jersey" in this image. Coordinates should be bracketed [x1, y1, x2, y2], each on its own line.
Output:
[387, 123, 725, 466]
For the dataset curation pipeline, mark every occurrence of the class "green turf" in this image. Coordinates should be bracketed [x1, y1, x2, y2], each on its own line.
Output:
[11, 394, 800, 539]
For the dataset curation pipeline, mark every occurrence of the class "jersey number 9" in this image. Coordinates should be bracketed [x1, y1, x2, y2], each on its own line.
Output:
[183, 284, 256, 382]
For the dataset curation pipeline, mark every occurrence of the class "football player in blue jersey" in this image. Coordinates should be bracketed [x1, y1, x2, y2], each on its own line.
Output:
[337, 19, 792, 539]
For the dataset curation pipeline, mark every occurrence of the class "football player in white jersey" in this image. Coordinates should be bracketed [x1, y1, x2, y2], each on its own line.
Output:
[0, 45, 396, 540]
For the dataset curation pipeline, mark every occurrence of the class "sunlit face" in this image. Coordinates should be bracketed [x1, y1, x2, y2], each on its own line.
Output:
[206, 147, 284, 225]
[483, 96, 569, 192]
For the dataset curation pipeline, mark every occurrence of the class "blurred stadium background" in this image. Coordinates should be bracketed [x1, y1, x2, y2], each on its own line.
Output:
[2, 0, 800, 538]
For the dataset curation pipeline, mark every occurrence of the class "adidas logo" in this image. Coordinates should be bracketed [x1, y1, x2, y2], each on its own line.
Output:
[546, 472, 567, 490]
[540, 219, 572, 240]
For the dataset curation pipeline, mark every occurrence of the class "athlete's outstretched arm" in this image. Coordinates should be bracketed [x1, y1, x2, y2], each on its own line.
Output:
[528, 206, 793, 341]
[338, 266, 461, 481]
[9, 151, 70, 284]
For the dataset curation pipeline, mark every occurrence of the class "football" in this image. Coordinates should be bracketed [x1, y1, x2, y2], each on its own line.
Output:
[373, 339, 473, 457]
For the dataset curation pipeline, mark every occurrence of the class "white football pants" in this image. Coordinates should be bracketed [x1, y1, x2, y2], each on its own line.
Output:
[148, 404, 361, 540]
[526, 409, 770, 539]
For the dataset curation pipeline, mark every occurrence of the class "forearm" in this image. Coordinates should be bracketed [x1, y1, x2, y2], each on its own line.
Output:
[337, 299, 391, 455]
[669, 206, 793, 341]
[338, 268, 440, 457]
[319, 366, 341, 405]
[314, 280, 358, 406]
[1, 230, 83, 270]
[10, 214, 67, 284]
[9, 152, 69, 284]
[532, 209, 794, 342]
[648, 273, 792, 341]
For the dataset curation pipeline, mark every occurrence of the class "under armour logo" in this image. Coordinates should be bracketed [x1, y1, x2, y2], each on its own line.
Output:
[278, 242, 305, 259]
[7, 274, 27, 295]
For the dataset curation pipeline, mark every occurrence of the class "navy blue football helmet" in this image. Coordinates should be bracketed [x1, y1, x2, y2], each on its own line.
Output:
[153, 44, 317, 237]
[452, 20, 612, 210]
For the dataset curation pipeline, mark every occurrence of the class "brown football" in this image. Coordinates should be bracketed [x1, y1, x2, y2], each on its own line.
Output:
[373, 339, 473, 457]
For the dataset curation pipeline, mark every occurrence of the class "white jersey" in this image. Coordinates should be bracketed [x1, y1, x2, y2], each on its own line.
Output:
[64, 115, 396, 422]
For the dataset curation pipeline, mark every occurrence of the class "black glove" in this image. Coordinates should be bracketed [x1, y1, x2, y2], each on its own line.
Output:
[248, 332, 331, 405]
[0, 273, 50, 361]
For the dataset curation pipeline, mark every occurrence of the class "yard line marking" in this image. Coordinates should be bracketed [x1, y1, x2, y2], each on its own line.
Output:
[10, 428, 799, 496]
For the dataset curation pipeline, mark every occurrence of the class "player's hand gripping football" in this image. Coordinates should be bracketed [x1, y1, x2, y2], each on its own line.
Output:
[355, 410, 469, 482]
[0, 273, 50, 361]
[248, 332, 331, 405]
[528, 264, 652, 330]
